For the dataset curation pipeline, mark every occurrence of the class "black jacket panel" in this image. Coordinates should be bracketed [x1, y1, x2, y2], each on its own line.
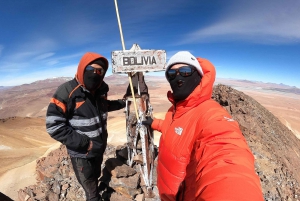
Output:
[46, 79, 124, 158]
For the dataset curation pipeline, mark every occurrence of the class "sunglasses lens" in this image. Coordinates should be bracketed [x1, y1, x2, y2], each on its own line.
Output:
[97, 69, 104, 75]
[167, 66, 195, 80]
[85, 65, 104, 75]
[179, 67, 193, 76]
[167, 69, 177, 79]
[85, 66, 94, 71]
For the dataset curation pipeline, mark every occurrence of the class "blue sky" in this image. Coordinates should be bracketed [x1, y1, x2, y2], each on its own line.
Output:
[0, 0, 299, 87]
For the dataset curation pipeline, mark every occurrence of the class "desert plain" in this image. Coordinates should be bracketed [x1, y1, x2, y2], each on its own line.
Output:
[0, 76, 299, 200]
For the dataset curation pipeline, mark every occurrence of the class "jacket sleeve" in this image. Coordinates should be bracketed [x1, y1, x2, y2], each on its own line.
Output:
[194, 103, 264, 200]
[151, 106, 174, 132]
[97, 81, 125, 112]
[106, 99, 126, 112]
[45, 85, 90, 151]
[151, 118, 164, 132]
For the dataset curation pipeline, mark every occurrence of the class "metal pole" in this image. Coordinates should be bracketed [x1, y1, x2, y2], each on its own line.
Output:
[114, 0, 125, 50]
[114, 0, 140, 122]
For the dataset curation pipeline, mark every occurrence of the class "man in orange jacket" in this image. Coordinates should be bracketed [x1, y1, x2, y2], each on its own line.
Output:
[142, 51, 264, 201]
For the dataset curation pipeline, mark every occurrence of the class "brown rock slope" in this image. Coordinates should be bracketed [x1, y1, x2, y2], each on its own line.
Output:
[18, 144, 160, 201]
[212, 84, 300, 200]
[17, 84, 300, 201]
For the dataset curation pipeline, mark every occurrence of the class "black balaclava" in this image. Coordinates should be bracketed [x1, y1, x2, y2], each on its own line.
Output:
[83, 59, 106, 92]
[169, 70, 202, 102]
[84, 71, 103, 92]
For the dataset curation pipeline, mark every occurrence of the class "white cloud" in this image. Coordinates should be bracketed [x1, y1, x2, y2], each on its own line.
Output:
[33, 52, 55, 61]
[7, 51, 37, 61]
[19, 38, 57, 53]
[4, 38, 58, 64]
[46, 60, 59, 66]
[180, 0, 300, 44]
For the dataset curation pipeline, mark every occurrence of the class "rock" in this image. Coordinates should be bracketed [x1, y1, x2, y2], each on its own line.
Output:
[133, 154, 143, 164]
[61, 183, 69, 191]
[52, 180, 61, 194]
[17, 190, 32, 201]
[105, 158, 137, 178]
[110, 192, 134, 201]
[135, 193, 145, 201]
[109, 174, 141, 198]
[116, 145, 129, 160]
[47, 191, 59, 201]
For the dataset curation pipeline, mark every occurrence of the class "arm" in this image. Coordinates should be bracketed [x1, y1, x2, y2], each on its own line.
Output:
[141, 116, 164, 133]
[195, 104, 263, 200]
[46, 87, 90, 151]
[106, 99, 126, 112]
[98, 81, 125, 112]
[151, 118, 164, 132]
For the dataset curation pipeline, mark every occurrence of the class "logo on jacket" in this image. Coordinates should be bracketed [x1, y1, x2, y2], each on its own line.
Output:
[175, 127, 183, 135]
[224, 116, 235, 122]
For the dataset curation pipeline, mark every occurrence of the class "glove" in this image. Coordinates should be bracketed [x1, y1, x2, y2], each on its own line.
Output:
[142, 116, 153, 126]
[117, 99, 126, 108]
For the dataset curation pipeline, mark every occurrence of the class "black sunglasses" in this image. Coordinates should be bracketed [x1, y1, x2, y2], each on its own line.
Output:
[85, 65, 105, 75]
[167, 66, 196, 80]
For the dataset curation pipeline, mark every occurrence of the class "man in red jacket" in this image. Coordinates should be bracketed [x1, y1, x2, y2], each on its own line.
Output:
[142, 51, 264, 200]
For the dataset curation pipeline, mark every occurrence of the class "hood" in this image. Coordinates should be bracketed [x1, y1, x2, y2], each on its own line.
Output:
[167, 57, 216, 117]
[75, 52, 109, 86]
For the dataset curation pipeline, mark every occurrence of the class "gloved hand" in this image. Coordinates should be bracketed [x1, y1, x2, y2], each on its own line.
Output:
[117, 99, 126, 108]
[142, 116, 153, 126]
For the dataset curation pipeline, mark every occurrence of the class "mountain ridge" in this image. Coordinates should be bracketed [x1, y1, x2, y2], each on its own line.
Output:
[1, 75, 299, 91]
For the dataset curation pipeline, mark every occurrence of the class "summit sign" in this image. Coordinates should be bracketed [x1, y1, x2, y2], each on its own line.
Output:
[123, 56, 157, 66]
[111, 48, 166, 73]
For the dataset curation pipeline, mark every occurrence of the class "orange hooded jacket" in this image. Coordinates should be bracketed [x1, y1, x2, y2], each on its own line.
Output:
[152, 58, 264, 201]
[75, 52, 109, 90]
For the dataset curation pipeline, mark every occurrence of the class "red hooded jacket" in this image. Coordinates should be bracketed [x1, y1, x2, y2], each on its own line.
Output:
[152, 58, 264, 201]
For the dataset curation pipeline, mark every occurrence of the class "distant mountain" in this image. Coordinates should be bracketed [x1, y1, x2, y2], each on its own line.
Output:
[215, 78, 300, 94]
[0, 77, 73, 119]
[0, 75, 299, 119]
[267, 87, 300, 95]
[0, 86, 14, 92]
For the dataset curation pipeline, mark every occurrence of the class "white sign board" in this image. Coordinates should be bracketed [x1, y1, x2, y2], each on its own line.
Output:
[111, 49, 166, 73]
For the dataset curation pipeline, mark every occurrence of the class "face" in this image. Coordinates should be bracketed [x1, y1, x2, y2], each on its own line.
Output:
[167, 63, 201, 102]
[88, 63, 105, 75]
[170, 64, 188, 87]
[83, 63, 106, 92]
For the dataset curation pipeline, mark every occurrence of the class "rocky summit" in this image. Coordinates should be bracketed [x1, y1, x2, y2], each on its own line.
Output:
[18, 143, 160, 201]
[18, 84, 300, 201]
